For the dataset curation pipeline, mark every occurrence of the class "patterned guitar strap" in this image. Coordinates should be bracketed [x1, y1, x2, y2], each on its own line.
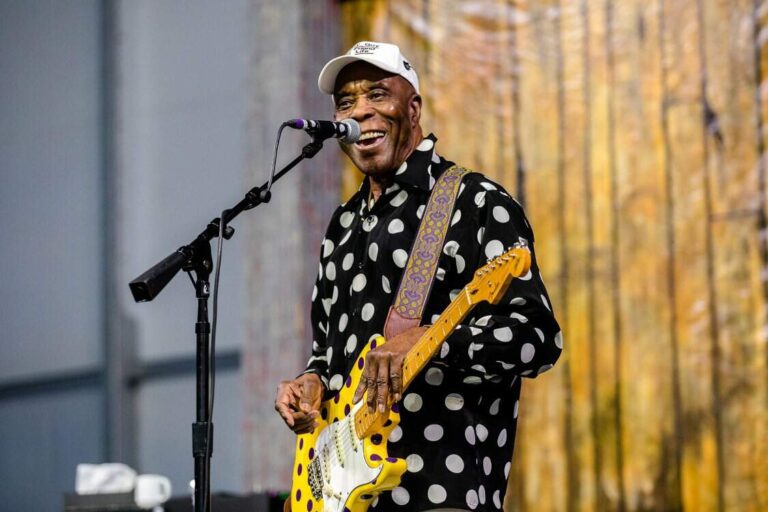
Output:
[383, 165, 472, 340]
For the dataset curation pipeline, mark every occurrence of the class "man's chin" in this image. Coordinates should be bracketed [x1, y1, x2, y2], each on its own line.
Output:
[350, 156, 396, 178]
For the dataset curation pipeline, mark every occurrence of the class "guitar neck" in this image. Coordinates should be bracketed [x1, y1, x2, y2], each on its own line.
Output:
[354, 287, 475, 437]
[401, 289, 474, 390]
[352, 244, 530, 438]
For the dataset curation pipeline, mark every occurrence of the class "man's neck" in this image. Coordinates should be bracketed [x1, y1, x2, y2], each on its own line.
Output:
[366, 127, 424, 204]
[368, 174, 394, 203]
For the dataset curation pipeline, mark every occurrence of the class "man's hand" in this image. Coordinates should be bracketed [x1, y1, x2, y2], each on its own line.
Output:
[274, 373, 324, 434]
[353, 326, 429, 413]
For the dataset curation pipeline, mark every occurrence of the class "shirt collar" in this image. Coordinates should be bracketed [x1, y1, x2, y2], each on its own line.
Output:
[349, 133, 442, 207]
[390, 133, 440, 191]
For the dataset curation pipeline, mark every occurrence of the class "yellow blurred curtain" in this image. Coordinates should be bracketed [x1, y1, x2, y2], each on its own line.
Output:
[338, 1, 768, 511]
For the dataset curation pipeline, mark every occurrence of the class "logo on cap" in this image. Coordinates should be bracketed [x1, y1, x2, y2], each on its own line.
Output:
[352, 42, 380, 55]
[403, 60, 411, 71]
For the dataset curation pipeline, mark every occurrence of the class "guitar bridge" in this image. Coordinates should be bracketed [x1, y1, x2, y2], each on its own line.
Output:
[308, 458, 323, 500]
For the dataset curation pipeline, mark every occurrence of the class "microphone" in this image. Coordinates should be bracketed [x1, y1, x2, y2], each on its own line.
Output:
[285, 118, 361, 143]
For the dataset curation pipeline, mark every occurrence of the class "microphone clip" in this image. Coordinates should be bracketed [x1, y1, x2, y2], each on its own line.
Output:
[302, 139, 324, 159]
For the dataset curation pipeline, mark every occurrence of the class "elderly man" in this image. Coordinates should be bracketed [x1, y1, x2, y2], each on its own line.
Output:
[275, 41, 562, 512]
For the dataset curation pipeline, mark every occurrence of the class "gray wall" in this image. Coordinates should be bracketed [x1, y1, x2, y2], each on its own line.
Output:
[0, 0, 253, 509]
[0, 1, 104, 381]
[0, 1, 106, 510]
[116, 0, 249, 495]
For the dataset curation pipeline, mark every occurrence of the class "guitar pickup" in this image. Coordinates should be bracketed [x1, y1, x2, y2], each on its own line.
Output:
[333, 427, 345, 467]
[348, 418, 358, 452]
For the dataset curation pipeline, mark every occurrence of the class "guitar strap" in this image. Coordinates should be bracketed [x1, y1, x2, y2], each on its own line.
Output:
[383, 165, 472, 340]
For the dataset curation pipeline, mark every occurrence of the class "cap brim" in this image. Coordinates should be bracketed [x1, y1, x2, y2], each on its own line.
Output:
[317, 56, 362, 94]
[317, 55, 399, 95]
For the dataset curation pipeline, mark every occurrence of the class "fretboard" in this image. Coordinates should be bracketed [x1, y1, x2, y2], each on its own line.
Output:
[354, 286, 476, 437]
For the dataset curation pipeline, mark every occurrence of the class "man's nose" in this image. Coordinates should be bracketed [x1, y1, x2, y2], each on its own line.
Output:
[349, 97, 374, 121]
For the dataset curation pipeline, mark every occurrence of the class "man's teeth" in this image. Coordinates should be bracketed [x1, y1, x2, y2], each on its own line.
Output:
[358, 131, 385, 141]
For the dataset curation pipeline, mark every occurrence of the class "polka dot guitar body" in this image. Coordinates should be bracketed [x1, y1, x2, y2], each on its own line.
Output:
[290, 337, 405, 512]
[288, 244, 531, 512]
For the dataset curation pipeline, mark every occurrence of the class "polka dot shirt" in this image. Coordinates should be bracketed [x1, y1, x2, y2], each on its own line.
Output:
[302, 134, 563, 511]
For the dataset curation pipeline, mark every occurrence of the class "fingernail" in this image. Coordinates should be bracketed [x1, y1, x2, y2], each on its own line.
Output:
[378, 403, 385, 413]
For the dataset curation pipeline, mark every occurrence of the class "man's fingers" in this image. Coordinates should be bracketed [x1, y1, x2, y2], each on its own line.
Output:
[294, 420, 319, 435]
[275, 381, 300, 427]
[390, 354, 405, 402]
[358, 352, 379, 408]
[366, 371, 378, 413]
[275, 403, 295, 427]
[354, 359, 373, 404]
[299, 377, 319, 412]
[390, 372, 403, 402]
[376, 357, 390, 413]
[353, 378, 367, 404]
[290, 411, 318, 432]
[353, 351, 397, 411]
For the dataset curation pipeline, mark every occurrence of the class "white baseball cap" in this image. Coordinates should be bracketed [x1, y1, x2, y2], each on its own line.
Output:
[318, 41, 420, 95]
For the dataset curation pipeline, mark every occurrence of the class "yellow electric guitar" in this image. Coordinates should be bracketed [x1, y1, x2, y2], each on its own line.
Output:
[287, 244, 531, 512]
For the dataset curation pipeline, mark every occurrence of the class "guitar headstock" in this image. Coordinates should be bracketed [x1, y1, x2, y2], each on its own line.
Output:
[465, 242, 531, 305]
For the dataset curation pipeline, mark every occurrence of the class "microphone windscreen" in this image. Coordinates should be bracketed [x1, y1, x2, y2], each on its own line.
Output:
[341, 119, 361, 143]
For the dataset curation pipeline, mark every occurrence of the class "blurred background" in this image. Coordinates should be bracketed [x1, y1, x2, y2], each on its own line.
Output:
[1, 0, 767, 511]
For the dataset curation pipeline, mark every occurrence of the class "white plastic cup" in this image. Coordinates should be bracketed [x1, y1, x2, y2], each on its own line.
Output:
[134, 474, 172, 509]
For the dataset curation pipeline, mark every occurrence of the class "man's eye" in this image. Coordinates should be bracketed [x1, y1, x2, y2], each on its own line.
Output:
[369, 91, 385, 100]
[336, 100, 353, 110]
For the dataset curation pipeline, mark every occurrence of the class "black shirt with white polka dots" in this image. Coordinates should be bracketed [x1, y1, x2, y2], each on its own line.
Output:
[303, 134, 562, 511]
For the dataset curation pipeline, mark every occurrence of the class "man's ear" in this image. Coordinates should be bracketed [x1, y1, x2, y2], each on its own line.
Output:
[409, 94, 422, 126]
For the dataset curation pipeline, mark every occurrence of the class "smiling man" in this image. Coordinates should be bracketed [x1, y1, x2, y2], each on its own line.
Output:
[275, 41, 562, 511]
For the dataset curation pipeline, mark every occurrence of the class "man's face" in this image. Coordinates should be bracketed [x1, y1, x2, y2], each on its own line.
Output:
[333, 62, 422, 178]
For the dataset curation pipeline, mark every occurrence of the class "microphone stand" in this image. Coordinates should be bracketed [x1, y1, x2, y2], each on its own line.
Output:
[129, 137, 325, 512]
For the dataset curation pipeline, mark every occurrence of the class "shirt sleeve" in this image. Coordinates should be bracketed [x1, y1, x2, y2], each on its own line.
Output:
[300, 239, 331, 389]
[436, 180, 563, 379]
